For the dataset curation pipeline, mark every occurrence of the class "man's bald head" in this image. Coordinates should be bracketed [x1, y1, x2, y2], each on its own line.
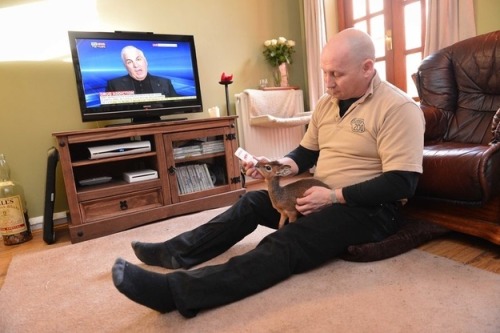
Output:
[320, 29, 376, 99]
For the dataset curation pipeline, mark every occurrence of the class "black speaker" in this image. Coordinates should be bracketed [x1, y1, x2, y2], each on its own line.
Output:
[43, 147, 59, 244]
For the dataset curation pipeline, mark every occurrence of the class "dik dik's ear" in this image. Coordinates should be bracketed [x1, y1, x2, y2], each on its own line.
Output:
[277, 165, 293, 177]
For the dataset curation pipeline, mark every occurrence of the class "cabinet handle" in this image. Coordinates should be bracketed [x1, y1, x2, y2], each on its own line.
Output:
[168, 166, 176, 174]
[119, 200, 128, 210]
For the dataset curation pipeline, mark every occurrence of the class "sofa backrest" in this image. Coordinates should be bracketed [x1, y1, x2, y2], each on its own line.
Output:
[414, 30, 500, 145]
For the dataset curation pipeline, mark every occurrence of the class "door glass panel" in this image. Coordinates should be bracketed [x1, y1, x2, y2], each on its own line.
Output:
[352, 0, 367, 19]
[354, 20, 368, 33]
[406, 52, 421, 97]
[370, 15, 386, 58]
[369, 0, 383, 13]
[404, 2, 422, 49]
[375, 61, 386, 81]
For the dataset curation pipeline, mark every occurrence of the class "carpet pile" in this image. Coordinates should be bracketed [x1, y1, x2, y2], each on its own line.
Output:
[1, 207, 499, 332]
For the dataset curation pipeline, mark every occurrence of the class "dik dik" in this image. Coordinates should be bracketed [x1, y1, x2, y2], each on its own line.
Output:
[254, 161, 330, 229]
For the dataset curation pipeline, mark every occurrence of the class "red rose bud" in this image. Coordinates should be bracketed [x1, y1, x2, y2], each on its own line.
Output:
[220, 72, 233, 82]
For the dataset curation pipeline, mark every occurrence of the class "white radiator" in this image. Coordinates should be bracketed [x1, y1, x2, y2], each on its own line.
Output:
[235, 89, 311, 160]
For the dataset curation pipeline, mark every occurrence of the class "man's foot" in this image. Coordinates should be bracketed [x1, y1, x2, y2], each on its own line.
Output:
[131, 241, 181, 269]
[112, 258, 176, 313]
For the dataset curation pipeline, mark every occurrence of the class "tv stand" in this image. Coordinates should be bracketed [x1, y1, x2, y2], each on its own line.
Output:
[132, 117, 189, 124]
[53, 116, 245, 243]
[104, 117, 189, 127]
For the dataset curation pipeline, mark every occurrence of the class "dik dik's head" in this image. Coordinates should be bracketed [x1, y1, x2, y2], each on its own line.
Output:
[254, 161, 293, 179]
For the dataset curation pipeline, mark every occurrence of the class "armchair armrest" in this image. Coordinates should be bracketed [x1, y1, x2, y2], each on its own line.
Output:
[491, 108, 500, 145]
[421, 104, 448, 142]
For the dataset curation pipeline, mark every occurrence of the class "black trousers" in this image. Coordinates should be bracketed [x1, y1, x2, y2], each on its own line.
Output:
[165, 190, 400, 317]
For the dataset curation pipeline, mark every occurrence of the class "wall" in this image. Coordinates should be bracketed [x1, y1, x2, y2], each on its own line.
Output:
[0, 0, 305, 221]
[474, 0, 500, 34]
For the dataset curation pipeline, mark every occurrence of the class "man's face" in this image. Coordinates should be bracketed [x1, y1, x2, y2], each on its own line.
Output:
[123, 49, 148, 81]
[320, 45, 371, 100]
[321, 57, 366, 100]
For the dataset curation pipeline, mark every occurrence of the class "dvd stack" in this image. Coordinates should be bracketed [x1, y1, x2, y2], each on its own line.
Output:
[174, 140, 225, 159]
[176, 164, 215, 194]
[201, 140, 224, 154]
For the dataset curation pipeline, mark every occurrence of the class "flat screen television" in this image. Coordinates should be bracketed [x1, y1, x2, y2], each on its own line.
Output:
[67, 30, 203, 123]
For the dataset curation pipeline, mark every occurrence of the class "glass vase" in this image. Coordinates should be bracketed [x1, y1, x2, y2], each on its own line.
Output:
[272, 63, 289, 87]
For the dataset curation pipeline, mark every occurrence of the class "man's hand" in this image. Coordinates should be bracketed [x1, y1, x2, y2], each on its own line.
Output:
[241, 156, 269, 180]
[295, 186, 335, 215]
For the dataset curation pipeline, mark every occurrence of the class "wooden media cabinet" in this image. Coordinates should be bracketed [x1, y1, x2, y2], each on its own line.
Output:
[53, 116, 245, 243]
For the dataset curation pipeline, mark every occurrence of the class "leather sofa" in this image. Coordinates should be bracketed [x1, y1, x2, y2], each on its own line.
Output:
[402, 30, 500, 245]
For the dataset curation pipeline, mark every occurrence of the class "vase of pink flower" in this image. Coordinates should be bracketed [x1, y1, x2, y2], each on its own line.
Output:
[263, 37, 295, 87]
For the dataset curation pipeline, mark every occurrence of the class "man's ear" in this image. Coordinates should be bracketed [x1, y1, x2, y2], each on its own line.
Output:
[362, 59, 375, 76]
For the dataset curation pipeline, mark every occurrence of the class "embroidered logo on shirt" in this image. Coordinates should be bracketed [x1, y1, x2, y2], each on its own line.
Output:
[351, 118, 365, 133]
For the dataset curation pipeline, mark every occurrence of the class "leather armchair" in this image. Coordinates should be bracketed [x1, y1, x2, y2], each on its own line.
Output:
[403, 30, 500, 245]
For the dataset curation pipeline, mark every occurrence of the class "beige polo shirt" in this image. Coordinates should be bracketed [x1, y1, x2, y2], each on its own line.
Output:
[301, 74, 425, 189]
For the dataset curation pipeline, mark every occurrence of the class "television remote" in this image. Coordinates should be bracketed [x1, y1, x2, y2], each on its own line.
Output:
[235, 147, 258, 165]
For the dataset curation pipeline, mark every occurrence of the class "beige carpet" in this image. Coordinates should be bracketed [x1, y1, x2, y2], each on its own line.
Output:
[1, 207, 499, 333]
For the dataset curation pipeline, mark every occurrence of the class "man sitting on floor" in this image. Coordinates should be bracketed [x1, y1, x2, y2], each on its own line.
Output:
[111, 28, 425, 318]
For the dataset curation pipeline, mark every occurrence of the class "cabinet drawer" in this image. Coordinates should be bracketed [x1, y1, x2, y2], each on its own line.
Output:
[80, 188, 163, 222]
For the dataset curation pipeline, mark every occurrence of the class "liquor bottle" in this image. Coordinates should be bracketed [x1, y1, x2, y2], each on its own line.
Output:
[0, 154, 32, 245]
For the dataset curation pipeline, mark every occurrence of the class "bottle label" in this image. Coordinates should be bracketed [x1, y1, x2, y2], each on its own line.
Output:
[0, 195, 28, 235]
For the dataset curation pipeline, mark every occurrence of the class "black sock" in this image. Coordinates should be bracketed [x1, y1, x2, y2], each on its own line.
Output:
[112, 258, 176, 313]
[131, 241, 181, 269]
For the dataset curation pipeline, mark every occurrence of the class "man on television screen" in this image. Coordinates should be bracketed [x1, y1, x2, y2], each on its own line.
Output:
[106, 45, 179, 97]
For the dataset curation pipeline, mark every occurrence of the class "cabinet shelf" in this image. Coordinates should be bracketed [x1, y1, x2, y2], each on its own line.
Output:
[174, 151, 226, 163]
[177, 185, 231, 200]
[54, 117, 245, 243]
[72, 151, 157, 167]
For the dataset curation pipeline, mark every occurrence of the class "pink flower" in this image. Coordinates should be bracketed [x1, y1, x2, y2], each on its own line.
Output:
[220, 72, 233, 83]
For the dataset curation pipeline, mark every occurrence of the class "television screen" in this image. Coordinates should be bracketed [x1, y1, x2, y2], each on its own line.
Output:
[68, 31, 203, 123]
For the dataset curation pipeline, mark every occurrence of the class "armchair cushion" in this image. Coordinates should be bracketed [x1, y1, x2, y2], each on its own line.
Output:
[420, 104, 448, 142]
[418, 142, 499, 202]
[416, 31, 499, 146]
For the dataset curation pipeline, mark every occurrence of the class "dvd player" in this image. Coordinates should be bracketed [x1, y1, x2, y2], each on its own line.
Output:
[88, 141, 151, 159]
[123, 169, 158, 183]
